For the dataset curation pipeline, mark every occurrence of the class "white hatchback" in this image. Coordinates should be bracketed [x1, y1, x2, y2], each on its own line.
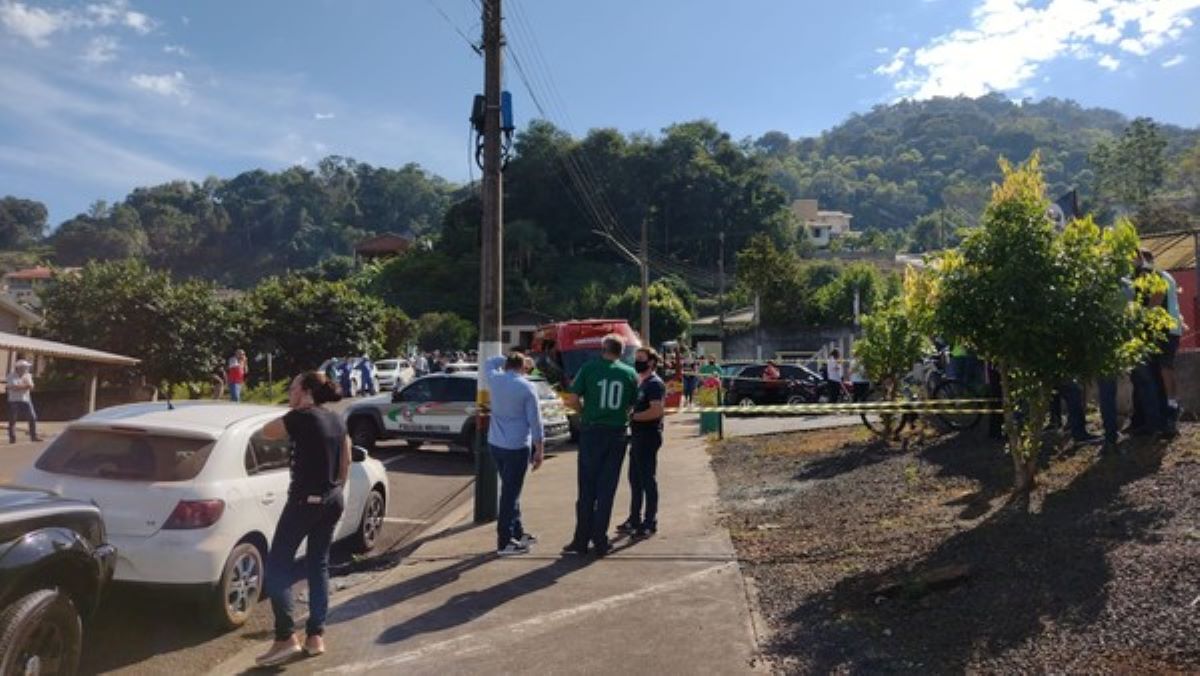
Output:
[18, 402, 389, 629]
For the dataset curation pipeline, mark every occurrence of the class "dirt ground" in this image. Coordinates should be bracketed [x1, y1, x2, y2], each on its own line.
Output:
[710, 422, 1200, 674]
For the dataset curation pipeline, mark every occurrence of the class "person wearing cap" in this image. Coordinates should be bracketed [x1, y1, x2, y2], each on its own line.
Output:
[6, 359, 39, 443]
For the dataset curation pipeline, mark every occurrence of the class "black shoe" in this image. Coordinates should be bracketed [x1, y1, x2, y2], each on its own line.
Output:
[631, 527, 654, 540]
[560, 542, 588, 556]
[593, 543, 611, 558]
[615, 520, 638, 535]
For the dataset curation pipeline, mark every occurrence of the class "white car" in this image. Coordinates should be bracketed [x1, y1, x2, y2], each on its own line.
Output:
[374, 358, 415, 391]
[18, 402, 389, 629]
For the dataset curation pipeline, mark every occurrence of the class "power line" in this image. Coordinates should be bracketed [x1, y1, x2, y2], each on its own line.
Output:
[423, 0, 482, 54]
[503, 1, 720, 290]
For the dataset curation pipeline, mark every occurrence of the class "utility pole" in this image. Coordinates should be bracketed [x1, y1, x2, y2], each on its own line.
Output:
[640, 216, 650, 346]
[474, 0, 502, 524]
[717, 231, 726, 352]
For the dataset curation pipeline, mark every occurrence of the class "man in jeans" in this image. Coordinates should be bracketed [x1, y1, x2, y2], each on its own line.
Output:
[483, 352, 545, 556]
[562, 335, 638, 557]
[617, 347, 666, 539]
[6, 359, 38, 443]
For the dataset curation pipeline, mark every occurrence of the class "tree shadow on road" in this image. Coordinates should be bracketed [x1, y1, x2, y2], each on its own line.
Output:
[768, 444, 1171, 672]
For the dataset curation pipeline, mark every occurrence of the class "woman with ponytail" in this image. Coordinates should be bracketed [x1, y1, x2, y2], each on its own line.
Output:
[255, 372, 349, 666]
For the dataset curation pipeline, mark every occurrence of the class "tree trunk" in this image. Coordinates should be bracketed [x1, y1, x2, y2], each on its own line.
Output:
[1000, 369, 1039, 493]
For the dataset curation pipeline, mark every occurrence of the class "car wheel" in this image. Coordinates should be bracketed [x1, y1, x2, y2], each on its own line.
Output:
[0, 589, 81, 676]
[786, 394, 807, 405]
[213, 541, 264, 630]
[352, 489, 386, 553]
[349, 418, 378, 454]
[737, 396, 756, 408]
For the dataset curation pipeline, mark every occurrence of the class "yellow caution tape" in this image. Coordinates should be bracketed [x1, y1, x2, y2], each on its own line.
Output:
[666, 400, 1001, 415]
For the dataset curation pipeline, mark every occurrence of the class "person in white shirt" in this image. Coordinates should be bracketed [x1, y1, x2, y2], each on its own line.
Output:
[825, 349, 846, 403]
[7, 359, 39, 443]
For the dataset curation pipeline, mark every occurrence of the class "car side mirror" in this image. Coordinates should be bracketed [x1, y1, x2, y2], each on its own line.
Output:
[391, 390, 404, 403]
[351, 445, 368, 463]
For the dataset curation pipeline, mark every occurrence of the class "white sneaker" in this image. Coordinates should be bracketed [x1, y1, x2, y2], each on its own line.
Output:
[518, 533, 538, 546]
[497, 541, 530, 556]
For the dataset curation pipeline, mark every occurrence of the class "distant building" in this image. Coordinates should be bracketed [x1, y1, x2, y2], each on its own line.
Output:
[354, 233, 413, 261]
[791, 199, 856, 248]
[2, 266, 79, 306]
[502, 309, 553, 350]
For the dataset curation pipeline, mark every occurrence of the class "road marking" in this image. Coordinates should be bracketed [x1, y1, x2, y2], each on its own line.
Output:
[320, 563, 735, 674]
[382, 517, 430, 525]
[381, 454, 409, 467]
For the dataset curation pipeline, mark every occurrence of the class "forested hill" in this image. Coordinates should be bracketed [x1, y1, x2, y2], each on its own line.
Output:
[755, 93, 1199, 231]
[1, 94, 1197, 293]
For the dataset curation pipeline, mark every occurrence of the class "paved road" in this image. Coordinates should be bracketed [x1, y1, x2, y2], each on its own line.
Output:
[0, 401, 488, 675]
[721, 412, 862, 437]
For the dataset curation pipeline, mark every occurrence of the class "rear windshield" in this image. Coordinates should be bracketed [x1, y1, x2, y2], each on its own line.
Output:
[36, 428, 217, 482]
[376, 360, 397, 370]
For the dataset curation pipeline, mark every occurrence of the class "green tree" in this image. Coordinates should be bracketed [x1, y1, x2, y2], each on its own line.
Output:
[249, 276, 387, 376]
[929, 155, 1164, 492]
[414, 312, 476, 352]
[602, 281, 692, 343]
[39, 260, 237, 392]
[0, 196, 47, 249]
[1091, 117, 1169, 214]
[381, 308, 416, 356]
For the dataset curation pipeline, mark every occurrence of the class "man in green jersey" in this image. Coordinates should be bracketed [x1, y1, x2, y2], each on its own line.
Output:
[561, 334, 639, 557]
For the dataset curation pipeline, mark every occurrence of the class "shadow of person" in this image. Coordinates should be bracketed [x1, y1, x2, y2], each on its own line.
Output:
[326, 553, 495, 628]
[376, 557, 587, 645]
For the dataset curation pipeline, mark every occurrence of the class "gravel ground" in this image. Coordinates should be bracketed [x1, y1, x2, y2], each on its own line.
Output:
[710, 423, 1200, 674]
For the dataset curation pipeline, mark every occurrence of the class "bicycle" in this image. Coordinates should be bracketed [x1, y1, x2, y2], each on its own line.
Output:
[932, 376, 988, 431]
[859, 374, 922, 437]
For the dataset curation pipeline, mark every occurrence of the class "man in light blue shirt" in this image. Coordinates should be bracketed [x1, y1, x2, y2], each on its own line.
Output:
[484, 352, 545, 556]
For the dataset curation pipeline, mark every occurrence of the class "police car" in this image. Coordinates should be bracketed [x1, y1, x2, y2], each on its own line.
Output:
[344, 372, 571, 453]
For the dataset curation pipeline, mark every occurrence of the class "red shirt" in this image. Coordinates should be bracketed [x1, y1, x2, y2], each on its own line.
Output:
[227, 362, 245, 385]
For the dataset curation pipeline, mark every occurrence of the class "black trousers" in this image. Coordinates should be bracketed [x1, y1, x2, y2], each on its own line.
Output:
[626, 427, 662, 528]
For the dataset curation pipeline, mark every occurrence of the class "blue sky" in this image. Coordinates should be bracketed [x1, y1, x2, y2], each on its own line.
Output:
[2, 0, 1199, 225]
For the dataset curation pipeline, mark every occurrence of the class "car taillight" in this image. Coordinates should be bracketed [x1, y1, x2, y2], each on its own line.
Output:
[163, 499, 225, 529]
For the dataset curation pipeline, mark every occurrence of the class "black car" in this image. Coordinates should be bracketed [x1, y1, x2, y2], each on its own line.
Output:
[0, 487, 116, 675]
[723, 363, 826, 407]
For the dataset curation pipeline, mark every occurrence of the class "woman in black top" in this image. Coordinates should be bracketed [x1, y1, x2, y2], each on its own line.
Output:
[255, 372, 350, 667]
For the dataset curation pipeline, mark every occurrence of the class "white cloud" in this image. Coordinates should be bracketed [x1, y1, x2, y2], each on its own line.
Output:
[85, 0, 153, 33]
[0, 1, 70, 46]
[1, 0, 156, 46]
[873, 47, 910, 76]
[82, 34, 118, 63]
[130, 71, 187, 100]
[313, 112, 336, 120]
[163, 43, 188, 56]
[875, 0, 1200, 99]
[1162, 53, 1187, 67]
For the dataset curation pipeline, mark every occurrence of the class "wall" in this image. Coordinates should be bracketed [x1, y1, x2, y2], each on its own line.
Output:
[723, 326, 856, 361]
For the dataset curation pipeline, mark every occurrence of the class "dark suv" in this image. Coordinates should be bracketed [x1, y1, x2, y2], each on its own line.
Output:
[723, 363, 825, 407]
[0, 487, 116, 675]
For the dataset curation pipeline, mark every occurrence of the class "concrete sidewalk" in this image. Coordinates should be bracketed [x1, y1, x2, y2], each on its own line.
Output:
[212, 416, 764, 675]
